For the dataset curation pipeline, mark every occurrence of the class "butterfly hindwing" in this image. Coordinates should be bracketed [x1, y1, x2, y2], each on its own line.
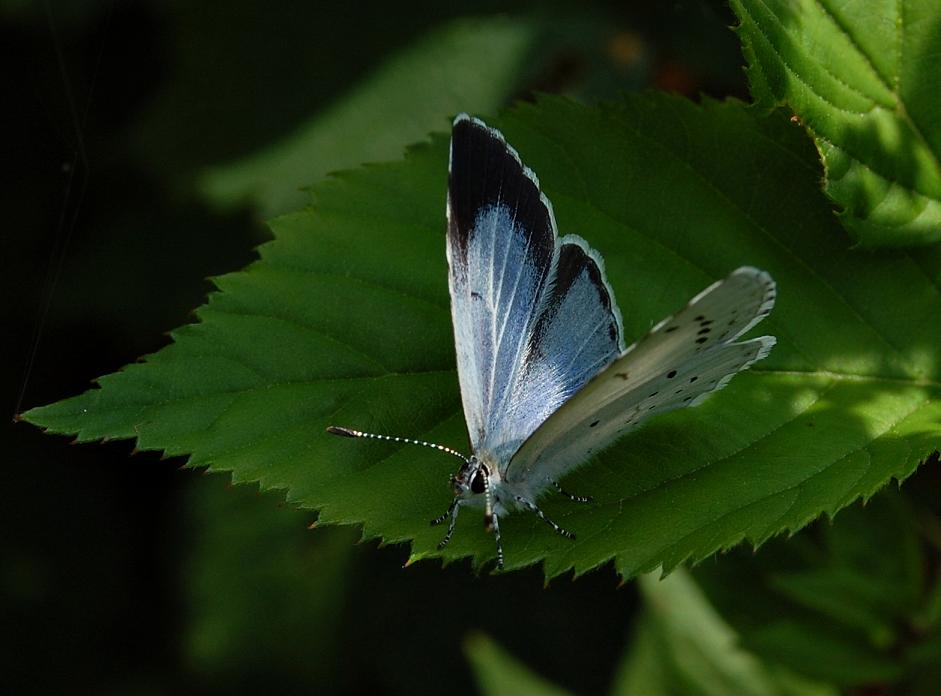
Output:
[490, 238, 623, 462]
[504, 267, 776, 489]
[447, 116, 622, 461]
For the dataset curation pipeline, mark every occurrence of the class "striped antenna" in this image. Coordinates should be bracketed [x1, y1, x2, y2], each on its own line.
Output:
[326, 426, 470, 463]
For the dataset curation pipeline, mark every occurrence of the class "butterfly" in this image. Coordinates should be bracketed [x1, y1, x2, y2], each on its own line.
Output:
[329, 114, 776, 569]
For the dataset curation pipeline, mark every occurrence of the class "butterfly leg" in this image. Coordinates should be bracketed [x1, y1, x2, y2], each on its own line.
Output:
[432, 498, 461, 550]
[489, 511, 505, 570]
[482, 473, 505, 570]
[551, 480, 592, 503]
[515, 496, 576, 540]
[431, 497, 457, 526]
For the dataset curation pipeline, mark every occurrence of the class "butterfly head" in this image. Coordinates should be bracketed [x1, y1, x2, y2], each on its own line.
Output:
[450, 455, 489, 497]
[449, 453, 510, 535]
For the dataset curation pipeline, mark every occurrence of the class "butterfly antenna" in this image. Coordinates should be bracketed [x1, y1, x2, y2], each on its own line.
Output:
[326, 426, 470, 463]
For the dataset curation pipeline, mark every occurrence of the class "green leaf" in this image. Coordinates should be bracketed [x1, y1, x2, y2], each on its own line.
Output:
[180, 477, 356, 688]
[465, 633, 572, 696]
[23, 94, 941, 579]
[745, 620, 904, 685]
[908, 633, 941, 694]
[200, 16, 538, 217]
[731, 0, 941, 247]
[767, 491, 924, 644]
[694, 490, 936, 687]
[466, 571, 833, 696]
[612, 570, 836, 696]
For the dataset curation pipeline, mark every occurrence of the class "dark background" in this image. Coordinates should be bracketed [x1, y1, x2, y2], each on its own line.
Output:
[3, 2, 750, 693]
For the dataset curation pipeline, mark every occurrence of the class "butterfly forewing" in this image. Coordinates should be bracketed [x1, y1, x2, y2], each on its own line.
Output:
[504, 268, 776, 488]
[447, 116, 621, 462]
[499, 240, 623, 459]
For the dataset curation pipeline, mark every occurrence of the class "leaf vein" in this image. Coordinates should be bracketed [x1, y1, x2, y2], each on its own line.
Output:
[204, 307, 391, 372]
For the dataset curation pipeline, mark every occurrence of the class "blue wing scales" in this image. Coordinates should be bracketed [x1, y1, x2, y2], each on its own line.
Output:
[446, 115, 622, 464]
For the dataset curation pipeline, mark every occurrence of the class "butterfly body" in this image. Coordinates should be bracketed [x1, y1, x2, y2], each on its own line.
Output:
[330, 114, 776, 569]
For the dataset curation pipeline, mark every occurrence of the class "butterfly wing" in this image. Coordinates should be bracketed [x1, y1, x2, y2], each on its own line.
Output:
[504, 267, 776, 489]
[501, 237, 624, 462]
[447, 116, 622, 462]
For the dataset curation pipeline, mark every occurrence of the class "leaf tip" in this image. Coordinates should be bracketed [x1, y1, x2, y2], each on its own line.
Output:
[404, 551, 428, 568]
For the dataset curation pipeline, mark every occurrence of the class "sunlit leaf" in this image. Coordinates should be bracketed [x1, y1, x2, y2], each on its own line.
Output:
[731, 0, 941, 247]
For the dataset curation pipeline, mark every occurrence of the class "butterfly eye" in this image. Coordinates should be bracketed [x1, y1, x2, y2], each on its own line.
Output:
[471, 470, 486, 494]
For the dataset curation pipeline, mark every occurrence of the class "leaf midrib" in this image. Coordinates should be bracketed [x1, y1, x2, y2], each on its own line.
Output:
[54, 363, 941, 423]
[752, 368, 941, 389]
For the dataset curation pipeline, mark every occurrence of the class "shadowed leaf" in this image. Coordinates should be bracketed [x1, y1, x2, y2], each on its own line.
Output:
[465, 633, 572, 696]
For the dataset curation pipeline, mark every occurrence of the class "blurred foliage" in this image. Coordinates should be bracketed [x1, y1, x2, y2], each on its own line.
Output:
[199, 16, 540, 217]
[695, 482, 941, 691]
[466, 633, 573, 696]
[179, 478, 356, 691]
[6, 0, 941, 694]
[613, 570, 835, 696]
[470, 568, 834, 696]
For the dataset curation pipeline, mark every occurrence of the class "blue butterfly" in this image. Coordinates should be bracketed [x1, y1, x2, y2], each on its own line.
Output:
[330, 115, 776, 569]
